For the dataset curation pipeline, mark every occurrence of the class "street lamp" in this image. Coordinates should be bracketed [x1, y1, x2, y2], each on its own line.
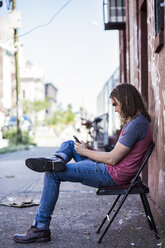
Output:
[103, 0, 126, 30]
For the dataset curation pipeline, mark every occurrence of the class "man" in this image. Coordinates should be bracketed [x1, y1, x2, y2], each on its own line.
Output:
[13, 83, 152, 243]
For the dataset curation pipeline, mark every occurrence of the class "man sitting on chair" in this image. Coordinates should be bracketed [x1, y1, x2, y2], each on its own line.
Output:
[13, 83, 152, 243]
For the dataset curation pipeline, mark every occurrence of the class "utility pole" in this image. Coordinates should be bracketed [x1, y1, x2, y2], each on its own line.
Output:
[12, 0, 22, 143]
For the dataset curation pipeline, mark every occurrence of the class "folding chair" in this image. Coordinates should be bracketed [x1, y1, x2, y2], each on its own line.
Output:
[96, 142, 160, 243]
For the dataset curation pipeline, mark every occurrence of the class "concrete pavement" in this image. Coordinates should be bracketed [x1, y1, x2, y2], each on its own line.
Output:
[0, 128, 164, 248]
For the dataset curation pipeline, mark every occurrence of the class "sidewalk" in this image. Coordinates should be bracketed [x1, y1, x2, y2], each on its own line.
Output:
[0, 185, 162, 248]
[0, 169, 162, 247]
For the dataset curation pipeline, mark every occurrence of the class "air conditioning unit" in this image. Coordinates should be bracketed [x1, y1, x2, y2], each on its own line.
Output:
[103, 0, 126, 30]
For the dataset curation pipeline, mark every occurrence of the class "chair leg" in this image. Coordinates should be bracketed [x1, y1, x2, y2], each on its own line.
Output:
[140, 193, 160, 239]
[140, 193, 154, 230]
[97, 193, 128, 243]
[96, 195, 121, 234]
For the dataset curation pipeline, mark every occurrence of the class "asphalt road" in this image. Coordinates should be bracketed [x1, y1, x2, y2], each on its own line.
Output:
[0, 146, 54, 199]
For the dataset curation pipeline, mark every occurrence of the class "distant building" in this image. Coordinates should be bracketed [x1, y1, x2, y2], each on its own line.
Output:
[97, 68, 120, 136]
[20, 61, 45, 101]
[45, 83, 58, 117]
[0, 16, 15, 127]
[20, 61, 46, 122]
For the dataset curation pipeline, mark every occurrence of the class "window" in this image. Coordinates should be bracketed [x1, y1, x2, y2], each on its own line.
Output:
[154, 0, 164, 53]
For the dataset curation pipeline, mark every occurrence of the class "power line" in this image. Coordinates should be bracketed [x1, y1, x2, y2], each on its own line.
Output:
[19, 0, 72, 38]
[0, 0, 72, 42]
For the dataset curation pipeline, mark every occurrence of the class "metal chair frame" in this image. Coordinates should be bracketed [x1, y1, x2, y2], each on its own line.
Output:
[96, 142, 160, 243]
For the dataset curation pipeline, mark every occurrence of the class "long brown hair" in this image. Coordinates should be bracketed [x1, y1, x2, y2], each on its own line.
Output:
[110, 83, 151, 125]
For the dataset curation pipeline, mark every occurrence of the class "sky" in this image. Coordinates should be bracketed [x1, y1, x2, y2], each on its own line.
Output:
[0, 0, 119, 115]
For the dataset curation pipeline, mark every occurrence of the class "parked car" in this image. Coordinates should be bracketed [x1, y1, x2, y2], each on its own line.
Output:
[1, 115, 32, 138]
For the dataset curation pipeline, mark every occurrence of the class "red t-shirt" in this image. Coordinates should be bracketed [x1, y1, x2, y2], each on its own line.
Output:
[106, 114, 153, 185]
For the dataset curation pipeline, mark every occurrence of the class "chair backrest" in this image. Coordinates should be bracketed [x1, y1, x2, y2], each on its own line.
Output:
[130, 142, 155, 187]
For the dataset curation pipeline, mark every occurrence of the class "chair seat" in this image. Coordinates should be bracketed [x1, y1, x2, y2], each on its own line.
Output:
[97, 182, 149, 195]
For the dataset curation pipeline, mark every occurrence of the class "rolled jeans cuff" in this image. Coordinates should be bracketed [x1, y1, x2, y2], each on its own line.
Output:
[55, 152, 68, 162]
[32, 219, 49, 230]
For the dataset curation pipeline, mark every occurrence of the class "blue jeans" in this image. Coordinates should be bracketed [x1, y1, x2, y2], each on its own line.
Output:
[33, 140, 116, 230]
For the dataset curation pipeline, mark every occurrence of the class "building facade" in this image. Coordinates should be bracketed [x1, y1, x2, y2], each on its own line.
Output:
[97, 68, 120, 136]
[20, 61, 46, 123]
[0, 17, 15, 128]
[104, 0, 165, 233]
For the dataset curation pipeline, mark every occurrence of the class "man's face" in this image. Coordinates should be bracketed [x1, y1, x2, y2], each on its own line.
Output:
[111, 97, 121, 115]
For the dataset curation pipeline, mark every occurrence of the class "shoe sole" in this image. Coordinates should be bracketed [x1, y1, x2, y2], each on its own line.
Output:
[13, 236, 51, 243]
[25, 158, 66, 172]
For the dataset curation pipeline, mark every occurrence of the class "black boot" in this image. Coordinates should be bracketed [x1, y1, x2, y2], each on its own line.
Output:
[13, 226, 51, 243]
[25, 155, 66, 172]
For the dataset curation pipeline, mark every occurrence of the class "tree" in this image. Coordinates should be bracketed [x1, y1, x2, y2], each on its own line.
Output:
[45, 104, 75, 126]
[22, 98, 51, 127]
[22, 98, 50, 114]
[63, 104, 75, 124]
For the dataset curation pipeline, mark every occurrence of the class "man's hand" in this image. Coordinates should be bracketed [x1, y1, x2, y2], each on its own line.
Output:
[74, 140, 87, 156]
[86, 144, 93, 150]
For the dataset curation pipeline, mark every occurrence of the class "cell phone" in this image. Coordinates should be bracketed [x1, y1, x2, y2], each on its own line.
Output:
[73, 135, 80, 143]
